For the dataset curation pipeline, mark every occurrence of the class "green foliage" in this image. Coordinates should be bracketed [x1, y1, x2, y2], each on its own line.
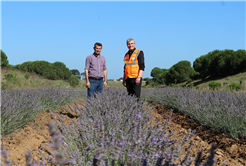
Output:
[155, 69, 168, 84]
[25, 72, 30, 79]
[187, 82, 194, 88]
[81, 72, 85, 80]
[193, 49, 246, 79]
[68, 75, 80, 86]
[196, 86, 199, 90]
[1, 50, 9, 67]
[165, 60, 194, 84]
[70, 69, 81, 80]
[223, 82, 228, 86]
[7, 64, 15, 68]
[209, 81, 221, 90]
[179, 83, 186, 87]
[229, 82, 242, 91]
[170, 83, 177, 87]
[150, 67, 163, 78]
[14, 60, 72, 80]
[1, 82, 8, 90]
[240, 77, 243, 85]
[142, 77, 152, 85]
[3, 73, 21, 87]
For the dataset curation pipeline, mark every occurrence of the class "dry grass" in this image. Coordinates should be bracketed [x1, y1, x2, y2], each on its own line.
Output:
[1, 67, 86, 90]
[1, 67, 125, 90]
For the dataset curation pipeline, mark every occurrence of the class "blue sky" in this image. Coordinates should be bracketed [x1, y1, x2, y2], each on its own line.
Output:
[1, 1, 245, 79]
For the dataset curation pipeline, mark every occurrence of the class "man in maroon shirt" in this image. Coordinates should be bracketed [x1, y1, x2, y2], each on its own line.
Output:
[85, 42, 107, 98]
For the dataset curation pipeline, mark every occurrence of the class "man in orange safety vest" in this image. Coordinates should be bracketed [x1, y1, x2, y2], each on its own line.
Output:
[123, 38, 145, 99]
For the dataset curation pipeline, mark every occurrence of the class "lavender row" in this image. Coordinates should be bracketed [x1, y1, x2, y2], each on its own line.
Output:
[1, 121, 221, 166]
[1, 87, 87, 136]
[1, 87, 223, 165]
[52, 87, 199, 165]
[142, 87, 246, 138]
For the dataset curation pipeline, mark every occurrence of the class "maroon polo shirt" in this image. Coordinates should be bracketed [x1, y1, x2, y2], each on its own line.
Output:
[85, 53, 107, 78]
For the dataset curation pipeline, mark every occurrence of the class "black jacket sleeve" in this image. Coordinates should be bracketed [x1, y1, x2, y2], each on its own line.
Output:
[138, 51, 145, 71]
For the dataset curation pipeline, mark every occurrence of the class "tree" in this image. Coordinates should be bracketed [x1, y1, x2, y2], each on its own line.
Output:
[117, 77, 123, 81]
[165, 60, 194, 84]
[70, 69, 81, 80]
[81, 72, 85, 80]
[1, 50, 9, 67]
[150, 67, 163, 79]
[155, 69, 169, 84]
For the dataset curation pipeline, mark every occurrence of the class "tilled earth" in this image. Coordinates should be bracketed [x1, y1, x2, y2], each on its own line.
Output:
[1, 101, 246, 166]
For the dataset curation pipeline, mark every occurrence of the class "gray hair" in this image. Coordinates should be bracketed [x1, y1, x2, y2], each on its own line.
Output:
[126, 38, 135, 45]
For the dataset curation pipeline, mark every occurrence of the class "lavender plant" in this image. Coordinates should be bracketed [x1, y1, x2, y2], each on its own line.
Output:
[142, 87, 246, 138]
[1, 120, 223, 166]
[54, 87, 196, 165]
[1, 87, 86, 136]
[1, 87, 229, 165]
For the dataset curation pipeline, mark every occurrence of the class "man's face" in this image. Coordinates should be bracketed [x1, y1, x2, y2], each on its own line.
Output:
[94, 45, 102, 55]
[127, 40, 135, 51]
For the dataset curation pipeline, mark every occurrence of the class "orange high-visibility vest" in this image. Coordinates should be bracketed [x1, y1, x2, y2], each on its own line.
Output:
[124, 49, 143, 79]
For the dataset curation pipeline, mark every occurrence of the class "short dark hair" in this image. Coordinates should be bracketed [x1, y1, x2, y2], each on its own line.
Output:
[94, 42, 102, 48]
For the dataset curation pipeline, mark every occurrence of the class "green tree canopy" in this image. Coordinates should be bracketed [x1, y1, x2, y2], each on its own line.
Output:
[150, 67, 163, 78]
[81, 72, 85, 80]
[165, 60, 194, 84]
[193, 49, 246, 79]
[71, 69, 81, 79]
[1, 50, 9, 67]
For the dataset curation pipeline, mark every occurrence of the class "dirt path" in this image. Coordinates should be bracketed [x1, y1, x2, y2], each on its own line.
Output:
[1, 101, 246, 165]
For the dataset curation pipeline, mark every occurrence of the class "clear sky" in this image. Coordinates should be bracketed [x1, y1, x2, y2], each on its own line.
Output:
[1, 1, 245, 79]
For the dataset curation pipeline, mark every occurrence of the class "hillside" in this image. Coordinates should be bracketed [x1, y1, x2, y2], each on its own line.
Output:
[1, 67, 125, 90]
[189, 72, 246, 92]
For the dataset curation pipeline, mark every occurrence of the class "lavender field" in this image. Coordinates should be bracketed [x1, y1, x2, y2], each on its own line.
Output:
[142, 87, 246, 139]
[1, 87, 86, 136]
[2, 86, 245, 165]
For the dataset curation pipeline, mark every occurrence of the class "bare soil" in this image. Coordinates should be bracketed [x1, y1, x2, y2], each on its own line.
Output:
[1, 101, 246, 166]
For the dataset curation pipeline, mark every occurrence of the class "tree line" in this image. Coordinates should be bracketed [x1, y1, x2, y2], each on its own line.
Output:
[1, 50, 81, 86]
[150, 49, 246, 85]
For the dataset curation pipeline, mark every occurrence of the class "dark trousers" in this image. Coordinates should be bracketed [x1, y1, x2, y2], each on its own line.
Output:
[126, 77, 142, 98]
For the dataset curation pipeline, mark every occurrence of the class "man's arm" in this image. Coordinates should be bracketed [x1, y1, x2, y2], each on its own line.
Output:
[103, 70, 107, 88]
[85, 69, 90, 89]
[138, 51, 145, 71]
[103, 70, 107, 82]
[135, 51, 145, 85]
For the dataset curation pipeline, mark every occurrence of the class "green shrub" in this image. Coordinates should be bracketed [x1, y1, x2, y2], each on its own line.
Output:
[14, 60, 72, 80]
[240, 77, 243, 85]
[1, 50, 9, 67]
[196, 86, 199, 90]
[179, 83, 186, 87]
[209, 81, 221, 90]
[187, 82, 194, 88]
[170, 83, 177, 87]
[3, 73, 21, 87]
[229, 82, 242, 91]
[1, 82, 8, 90]
[68, 75, 80, 86]
[43, 70, 58, 80]
[223, 82, 228, 86]
[25, 72, 30, 79]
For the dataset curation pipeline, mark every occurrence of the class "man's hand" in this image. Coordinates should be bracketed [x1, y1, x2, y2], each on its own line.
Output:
[135, 77, 141, 85]
[86, 81, 90, 89]
[123, 79, 126, 87]
[103, 81, 108, 88]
